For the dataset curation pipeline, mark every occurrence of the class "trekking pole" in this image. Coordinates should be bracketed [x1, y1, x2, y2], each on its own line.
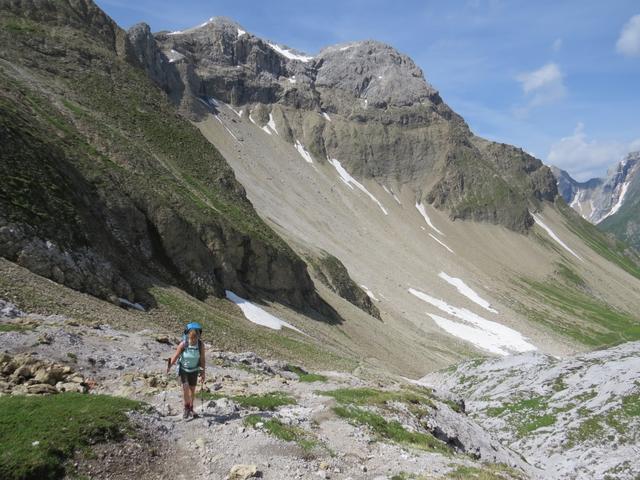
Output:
[200, 374, 205, 414]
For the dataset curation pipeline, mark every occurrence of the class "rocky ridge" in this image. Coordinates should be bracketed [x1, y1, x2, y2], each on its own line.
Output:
[421, 342, 640, 480]
[552, 152, 640, 224]
[129, 16, 558, 232]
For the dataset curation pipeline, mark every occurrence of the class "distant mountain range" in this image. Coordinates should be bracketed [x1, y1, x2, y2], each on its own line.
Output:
[552, 152, 640, 249]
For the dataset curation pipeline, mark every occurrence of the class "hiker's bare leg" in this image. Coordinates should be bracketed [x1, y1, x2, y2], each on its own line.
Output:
[189, 385, 197, 409]
[182, 383, 192, 407]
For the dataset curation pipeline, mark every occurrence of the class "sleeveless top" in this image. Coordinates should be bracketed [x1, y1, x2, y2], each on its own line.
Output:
[180, 341, 201, 373]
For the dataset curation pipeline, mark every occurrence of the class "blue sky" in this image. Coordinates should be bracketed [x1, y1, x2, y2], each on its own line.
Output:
[96, 0, 640, 181]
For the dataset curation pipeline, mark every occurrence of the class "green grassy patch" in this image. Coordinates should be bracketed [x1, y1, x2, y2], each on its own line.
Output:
[285, 365, 328, 383]
[333, 405, 449, 453]
[244, 414, 317, 452]
[320, 387, 434, 409]
[200, 392, 295, 411]
[554, 262, 586, 288]
[484, 396, 555, 437]
[0, 323, 31, 333]
[518, 277, 640, 347]
[0, 393, 143, 480]
[445, 463, 528, 479]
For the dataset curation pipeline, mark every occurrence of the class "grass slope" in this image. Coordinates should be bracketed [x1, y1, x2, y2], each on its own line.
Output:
[0, 393, 142, 480]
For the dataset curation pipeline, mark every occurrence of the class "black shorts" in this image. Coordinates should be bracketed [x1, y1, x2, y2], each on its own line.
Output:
[179, 368, 199, 387]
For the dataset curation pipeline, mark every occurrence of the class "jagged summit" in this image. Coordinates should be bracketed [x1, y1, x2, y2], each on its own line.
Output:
[316, 40, 439, 108]
[162, 15, 248, 37]
[553, 152, 640, 224]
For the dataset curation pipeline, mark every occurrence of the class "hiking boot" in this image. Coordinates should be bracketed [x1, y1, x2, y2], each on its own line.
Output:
[191, 409, 199, 419]
[183, 407, 190, 419]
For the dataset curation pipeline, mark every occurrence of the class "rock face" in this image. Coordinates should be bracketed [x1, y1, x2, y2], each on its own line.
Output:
[421, 341, 640, 480]
[0, 1, 323, 312]
[307, 253, 381, 320]
[130, 17, 557, 233]
[552, 152, 640, 224]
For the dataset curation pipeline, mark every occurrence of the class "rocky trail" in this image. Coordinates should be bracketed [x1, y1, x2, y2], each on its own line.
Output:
[1, 300, 534, 480]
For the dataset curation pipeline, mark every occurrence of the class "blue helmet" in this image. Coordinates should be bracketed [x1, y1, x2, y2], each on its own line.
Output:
[185, 322, 202, 333]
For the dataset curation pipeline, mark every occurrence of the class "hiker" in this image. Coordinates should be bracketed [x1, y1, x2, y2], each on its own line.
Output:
[166, 322, 206, 419]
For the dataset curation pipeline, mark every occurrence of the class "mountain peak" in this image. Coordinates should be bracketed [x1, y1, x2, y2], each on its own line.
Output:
[316, 39, 439, 108]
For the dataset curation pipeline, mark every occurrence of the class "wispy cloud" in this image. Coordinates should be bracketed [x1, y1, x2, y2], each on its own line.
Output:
[547, 122, 639, 181]
[514, 62, 566, 117]
[616, 14, 640, 56]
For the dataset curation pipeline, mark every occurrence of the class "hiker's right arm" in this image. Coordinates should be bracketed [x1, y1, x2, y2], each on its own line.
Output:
[166, 342, 185, 373]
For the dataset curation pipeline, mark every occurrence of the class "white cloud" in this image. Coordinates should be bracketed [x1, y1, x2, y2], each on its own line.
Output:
[546, 123, 639, 181]
[616, 14, 640, 57]
[515, 63, 566, 115]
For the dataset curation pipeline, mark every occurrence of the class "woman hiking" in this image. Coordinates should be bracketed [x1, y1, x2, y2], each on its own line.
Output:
[167, 322, 206, 419]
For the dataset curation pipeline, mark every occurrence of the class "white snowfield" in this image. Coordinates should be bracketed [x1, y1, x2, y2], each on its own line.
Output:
[415, 203, 444, 235]
[328, 158, 389, 215]
[530, 212, 582, 261]
[600, 181, 630, 222]
[237, 28, 246, 36]
[438, 272, 498, 314]
[267, 43, 313, 63]
[225, 291, 304, 334]
[360, 285, 379, 302]
[294, 140, 314, 164]
[408, 288, 536, 356]
[429, 233, 454, 254]
[267, 113, 278, 135]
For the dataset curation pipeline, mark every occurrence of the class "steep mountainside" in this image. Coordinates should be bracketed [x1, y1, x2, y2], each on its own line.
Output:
[598, 153, 640, 250]
[124, 15, 640, 365]
[552, 152, 640, 225]
[2, 1, 640, 373]
[0, 0, 323, 312]
[133, 17, 557, 233]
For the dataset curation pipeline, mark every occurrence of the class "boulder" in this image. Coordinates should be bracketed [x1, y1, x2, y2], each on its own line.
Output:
[228, 464, 260, 480]
[26, 383, 58, 395]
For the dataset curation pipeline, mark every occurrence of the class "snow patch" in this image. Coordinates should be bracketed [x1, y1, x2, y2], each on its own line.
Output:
[261, 125, 272, 135]
[118, 298, 145, 312]
[408, 288, 536, 356]
[416, 203, 444, 236]
[360, 285, 379, 302]
[267, 113, 278, 135]
[322, 112, 331, 122]
[249, 113, 257, 125]
[599, 181, 630, 222]
[294, 140, 314, 164]
[225, 291, 304, 334]
[267, 43, 313, 63]
[214, 115, 239, 141]
[166, 49, 184, 63]
[237, 28, 246, 36]
[531, 212, 582, 261]
[288, 76, 297, 84]
[429, 234, 454, 254]
[438, 272, 498, 313]
[328, 158, 388, 215]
